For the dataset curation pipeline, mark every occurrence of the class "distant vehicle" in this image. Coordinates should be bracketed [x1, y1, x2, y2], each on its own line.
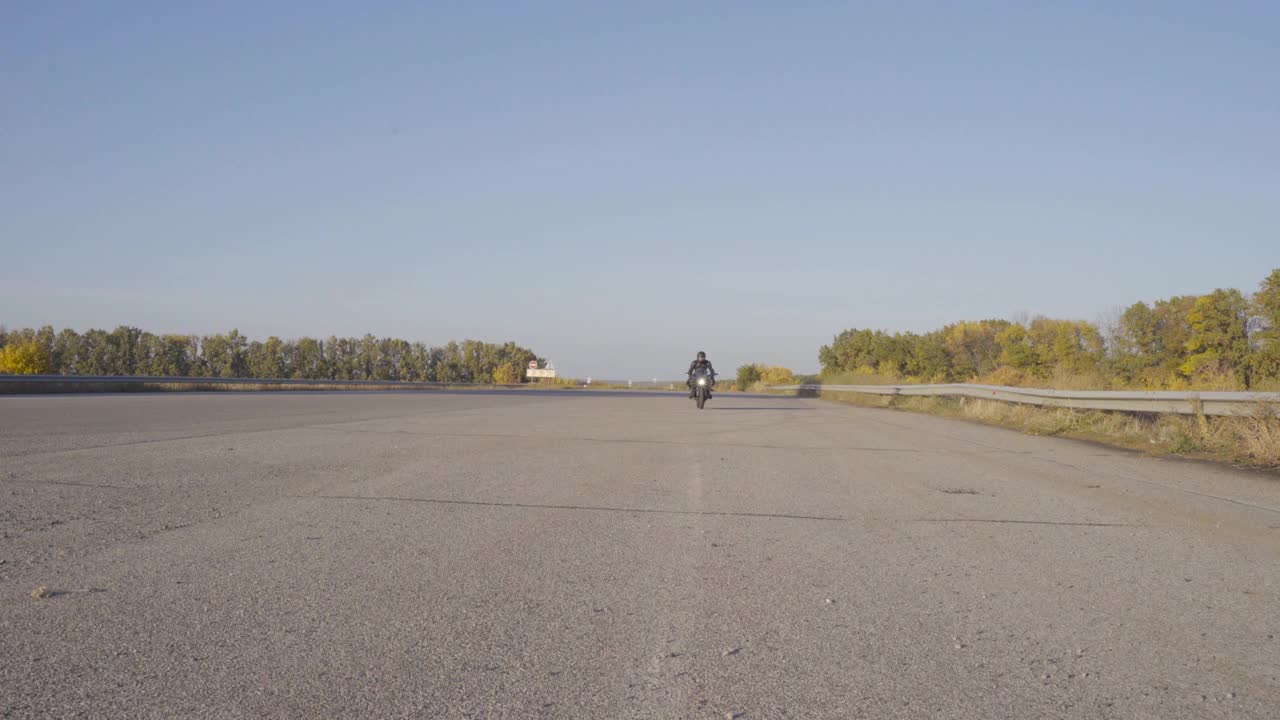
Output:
[690, 367, 714, 409]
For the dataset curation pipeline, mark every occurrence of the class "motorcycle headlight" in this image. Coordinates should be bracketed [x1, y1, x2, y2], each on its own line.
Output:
[697, 378, 707, 386]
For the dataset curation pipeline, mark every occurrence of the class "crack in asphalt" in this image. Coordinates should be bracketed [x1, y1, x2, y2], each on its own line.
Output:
[292, 494, 1145, 528]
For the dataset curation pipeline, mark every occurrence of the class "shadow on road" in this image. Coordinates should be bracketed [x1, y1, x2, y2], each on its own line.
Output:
[710, 407, 815, 411]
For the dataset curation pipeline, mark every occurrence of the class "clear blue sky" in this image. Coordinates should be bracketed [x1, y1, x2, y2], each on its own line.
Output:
[3, 1, 1277, 378]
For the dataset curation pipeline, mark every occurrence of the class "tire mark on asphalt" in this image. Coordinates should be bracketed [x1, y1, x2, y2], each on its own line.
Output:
[4, 400, 1024, 459]
[308, 426, 1022, 455]
[2, 478, 130, 490]
[915, 518, 1142, 527]
[686, 415, 892, 447]
[291, 494, 850, 522]
[1029, 455, 1280, 516]
[0, 405, 507, 459]
[1, 430, 273, 458]
[977, 449, 1280, 518]
[636, 446, 703, 715]
[822, 403, 1280, 517]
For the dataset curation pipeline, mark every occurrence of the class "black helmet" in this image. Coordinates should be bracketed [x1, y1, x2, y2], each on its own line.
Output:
[697, 351, 706, 360]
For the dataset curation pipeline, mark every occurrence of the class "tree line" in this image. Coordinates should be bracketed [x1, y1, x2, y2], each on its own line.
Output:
[0, 326, 542, 384]
[820, 268, 1280, 391]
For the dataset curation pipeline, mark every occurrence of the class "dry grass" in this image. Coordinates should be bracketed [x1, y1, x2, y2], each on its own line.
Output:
[1250, 377, 1280, 392]
[819, 370, 916, 386]
[820, 391, 1280, 471]
[1236, 411, 1280, 466]
[825, 366, 1275, 393]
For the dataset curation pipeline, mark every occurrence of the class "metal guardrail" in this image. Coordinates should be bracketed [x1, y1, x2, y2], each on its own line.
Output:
[772, 383, 1280, 417]
[0, 374, 529, 394]
[0, 375, 708, 395]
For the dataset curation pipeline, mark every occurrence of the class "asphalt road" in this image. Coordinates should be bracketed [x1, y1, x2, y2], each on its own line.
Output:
[2, 391, 1278, 719]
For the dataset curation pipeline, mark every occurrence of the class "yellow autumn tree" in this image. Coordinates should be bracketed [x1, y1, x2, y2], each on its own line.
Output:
[758, 365, 797, 387]
[0, 339, 52, 375]
[491, 362, 523, 384]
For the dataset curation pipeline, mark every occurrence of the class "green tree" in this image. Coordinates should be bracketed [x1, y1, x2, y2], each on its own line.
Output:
[997, 324, 1040, 374]
[435, 341, 467, 383]
[247, 336, 286, 379]
[1181, 289, 1252, 387]
[148, 334, 197, 376]
[737, 363, 762, 390]
[291, 337, 328, 379]
[376, 338, 412, 381]
[409, 342, 434, 382]
[1111, 301, 1159, 383]
[1250, 268, 1280, 381]
[102, 326, 144, 375]
[942, 320, 1009, 379]
[0, 325, 540, 386]
[1255, 269, 1280, 326]
[52, 328, 82, 374]
[200, 330, 248, 378]
[33, 326, 56, 367]
[76, 328, 110, 375]
[1152, 296, 1198, 382]
[1109, 296, 1199, 387]
[326, 337, 357, 380]
[905, 332, 952, 381]
[356, 334, 379, 380]
[1047, 319, 1103, 376]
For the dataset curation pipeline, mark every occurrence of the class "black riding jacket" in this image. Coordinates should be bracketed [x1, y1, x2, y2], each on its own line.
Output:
[687, 358, 715, 377]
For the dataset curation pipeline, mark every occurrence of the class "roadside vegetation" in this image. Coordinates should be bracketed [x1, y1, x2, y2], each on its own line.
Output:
[735, 363, 797, 392]
[813, 267, 1280, 470]
[0, 326, 541, 384]
[819, 268, 1280, 392]
[821, 390, 1280, 470]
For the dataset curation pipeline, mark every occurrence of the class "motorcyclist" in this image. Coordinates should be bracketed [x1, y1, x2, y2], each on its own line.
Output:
[687, 351, 716, 398]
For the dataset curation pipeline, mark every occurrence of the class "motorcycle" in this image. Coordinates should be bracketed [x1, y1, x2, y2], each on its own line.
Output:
[690, 367, 714, 409]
